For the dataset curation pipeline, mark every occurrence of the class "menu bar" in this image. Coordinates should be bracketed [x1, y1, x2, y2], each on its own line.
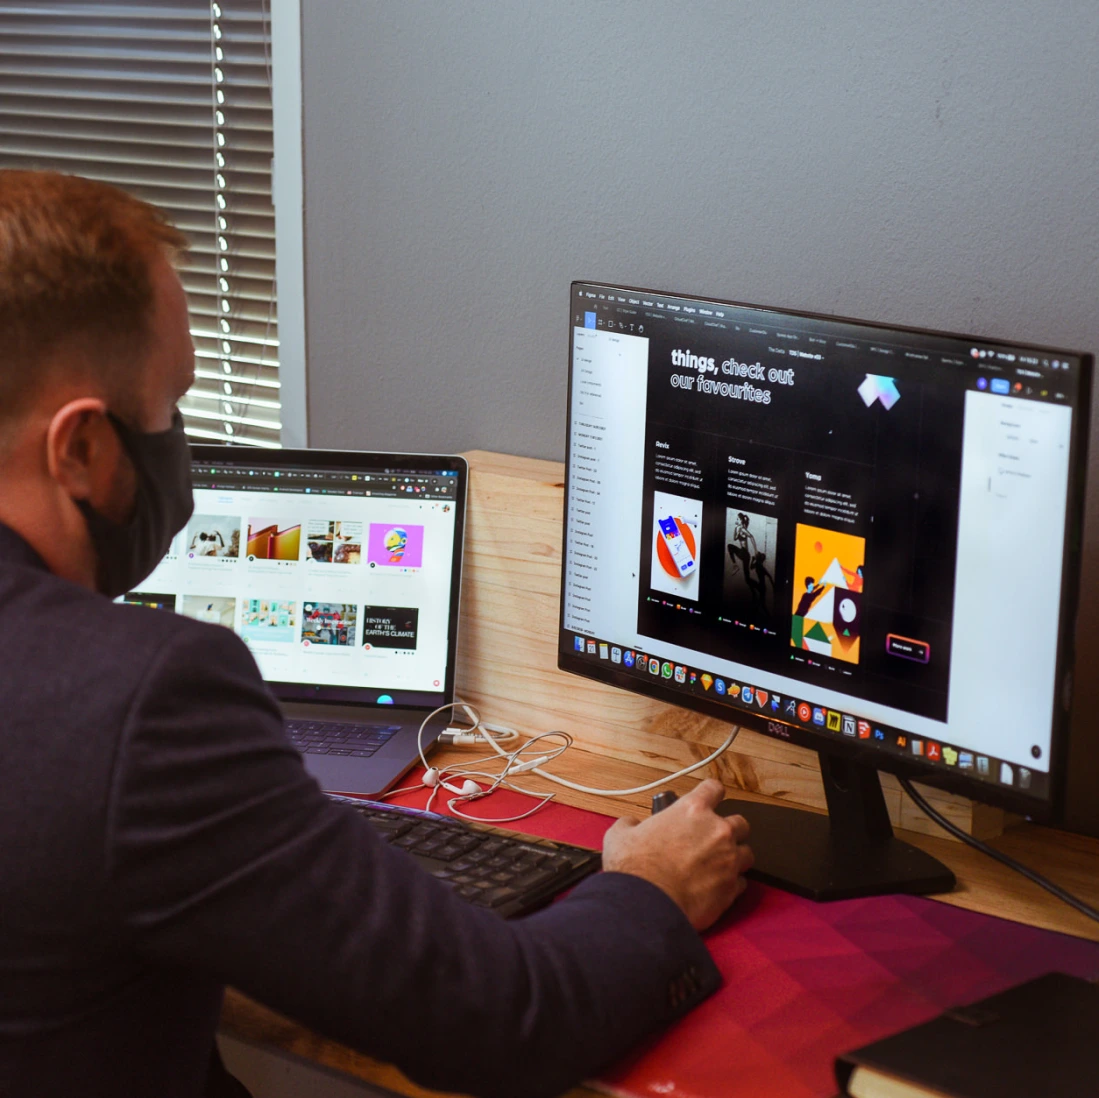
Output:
[565, 632, 1047, 800]
[192, 464, 459, 499]
[574, 287, 1081, 406]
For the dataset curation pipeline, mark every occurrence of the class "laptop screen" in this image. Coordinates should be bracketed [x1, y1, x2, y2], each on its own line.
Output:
[126, 448, 466, 709]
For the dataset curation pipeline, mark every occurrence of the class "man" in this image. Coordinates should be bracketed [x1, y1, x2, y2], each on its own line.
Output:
[795, 576, 827, 618]
[0, 172, 754, 1098]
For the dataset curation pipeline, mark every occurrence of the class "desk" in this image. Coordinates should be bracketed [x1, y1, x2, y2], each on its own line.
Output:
[220, 450, 1099, 1095]
[219, 745, 1099, 1098]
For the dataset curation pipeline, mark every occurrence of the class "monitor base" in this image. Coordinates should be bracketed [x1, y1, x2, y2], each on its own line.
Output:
[717, 753, 956, 902]
[717, 797, 955, 901]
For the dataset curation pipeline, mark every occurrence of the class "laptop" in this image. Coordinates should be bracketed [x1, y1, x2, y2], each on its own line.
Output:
[126, 446, 468, 796]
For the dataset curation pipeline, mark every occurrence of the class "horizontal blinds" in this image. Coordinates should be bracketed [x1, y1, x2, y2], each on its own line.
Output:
[0, 0, 280, 447]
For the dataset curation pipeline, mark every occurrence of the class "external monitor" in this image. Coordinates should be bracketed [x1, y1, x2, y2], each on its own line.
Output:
[559, 280, 1092, 900]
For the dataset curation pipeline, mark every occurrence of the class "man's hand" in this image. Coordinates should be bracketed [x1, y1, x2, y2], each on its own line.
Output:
[602, 778, 753, 931]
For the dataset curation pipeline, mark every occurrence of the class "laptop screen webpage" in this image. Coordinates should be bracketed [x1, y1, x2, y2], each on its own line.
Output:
[128, 453, 464, 708]
[559, 282, 1091, 815]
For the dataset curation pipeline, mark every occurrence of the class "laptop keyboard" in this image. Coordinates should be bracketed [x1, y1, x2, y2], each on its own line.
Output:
[287, 720, 401, 757]
[328, 796, 602, 918]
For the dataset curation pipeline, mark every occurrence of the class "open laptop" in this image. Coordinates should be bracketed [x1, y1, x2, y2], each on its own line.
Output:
[125, 446, 467, 796]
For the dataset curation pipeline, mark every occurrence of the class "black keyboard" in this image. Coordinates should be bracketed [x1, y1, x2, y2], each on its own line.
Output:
[287, 720, 400, 757]
[329, 795, 602, 918]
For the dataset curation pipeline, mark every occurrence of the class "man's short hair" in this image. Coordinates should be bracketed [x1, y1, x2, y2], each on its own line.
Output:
[0, 170, 188, 422]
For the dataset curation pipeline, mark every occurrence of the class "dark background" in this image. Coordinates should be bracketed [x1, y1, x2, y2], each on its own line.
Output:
[635, 318, 964, 721]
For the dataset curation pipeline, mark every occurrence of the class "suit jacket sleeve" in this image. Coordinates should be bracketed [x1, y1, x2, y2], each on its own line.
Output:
[105, 623, 721, 1098]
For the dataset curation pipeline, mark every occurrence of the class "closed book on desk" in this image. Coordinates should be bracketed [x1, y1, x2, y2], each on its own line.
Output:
[834, 971, 1099, 1098]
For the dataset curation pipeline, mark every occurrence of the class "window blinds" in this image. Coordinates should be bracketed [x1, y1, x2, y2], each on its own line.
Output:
[0, 0, 281, 447]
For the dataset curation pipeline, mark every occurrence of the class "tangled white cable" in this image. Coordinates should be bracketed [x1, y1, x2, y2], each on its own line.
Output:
[375, 700, 739, 824]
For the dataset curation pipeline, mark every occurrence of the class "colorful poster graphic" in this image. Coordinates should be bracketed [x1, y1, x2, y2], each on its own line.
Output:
[246, 518, 302, 561]
[301, 602, 357, 646]
[361, 606, 419, 650]
[306, 520, 362, 564]
[790, 523, 865, 664]
[649, 490, 702, 602]
[180, 595, 237, 629]
[241, 598, 298, 643]
[366, 524, 425, 569]
[185, 515, 241, 559]
[723, 507, 778, 625]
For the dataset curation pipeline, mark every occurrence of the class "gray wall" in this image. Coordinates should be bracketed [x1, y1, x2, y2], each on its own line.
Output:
[301, 2, 1099, 830]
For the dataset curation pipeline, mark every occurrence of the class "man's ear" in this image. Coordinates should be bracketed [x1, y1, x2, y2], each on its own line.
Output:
[45, 398, 113, 502]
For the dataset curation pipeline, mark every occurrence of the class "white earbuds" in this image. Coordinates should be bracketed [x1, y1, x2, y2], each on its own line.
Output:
[376, 698, 739, 827]
[422, 767, 482, 798]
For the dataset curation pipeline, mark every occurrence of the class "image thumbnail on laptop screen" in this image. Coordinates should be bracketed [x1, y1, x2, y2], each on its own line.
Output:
[124, 449, 466, 710]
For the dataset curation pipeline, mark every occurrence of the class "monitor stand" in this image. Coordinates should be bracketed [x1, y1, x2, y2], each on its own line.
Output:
[716, 752, 956, 901]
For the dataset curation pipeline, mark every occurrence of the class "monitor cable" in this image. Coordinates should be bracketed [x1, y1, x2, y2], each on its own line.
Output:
[899, 778, 1099, 926]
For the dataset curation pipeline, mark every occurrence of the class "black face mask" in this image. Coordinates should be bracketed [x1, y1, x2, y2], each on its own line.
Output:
[75, 409, 195, 598]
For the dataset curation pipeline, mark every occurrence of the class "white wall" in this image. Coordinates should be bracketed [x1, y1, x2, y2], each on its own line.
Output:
[298, 1, 1099, 831]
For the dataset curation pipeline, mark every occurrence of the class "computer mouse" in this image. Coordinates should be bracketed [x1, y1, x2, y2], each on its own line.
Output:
[651, 790, 678, 814]
[652, 790, 748, 818]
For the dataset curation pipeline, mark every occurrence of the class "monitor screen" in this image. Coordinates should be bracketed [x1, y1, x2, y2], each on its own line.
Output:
[128, 449, 465, 709]
[559, 281, 1092, 819]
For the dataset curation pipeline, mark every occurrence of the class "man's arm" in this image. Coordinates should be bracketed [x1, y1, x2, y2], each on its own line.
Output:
[106, 623, 730, 1098]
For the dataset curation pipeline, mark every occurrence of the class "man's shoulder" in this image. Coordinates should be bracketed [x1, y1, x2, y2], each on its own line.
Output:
[100, 596, 262, 695]
[0, 557, 258, 699]
[110, 594, 253, 664]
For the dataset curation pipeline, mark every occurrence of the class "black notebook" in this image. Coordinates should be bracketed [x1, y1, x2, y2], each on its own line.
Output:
[834, 972, 1099, 1098]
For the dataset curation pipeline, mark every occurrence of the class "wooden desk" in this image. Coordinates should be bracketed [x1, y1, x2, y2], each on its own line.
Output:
[221, 451, 1099, 1096]
[220, 743, 1099, 1098]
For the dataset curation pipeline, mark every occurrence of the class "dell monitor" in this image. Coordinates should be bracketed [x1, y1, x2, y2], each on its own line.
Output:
[559, 280, 1092, 900]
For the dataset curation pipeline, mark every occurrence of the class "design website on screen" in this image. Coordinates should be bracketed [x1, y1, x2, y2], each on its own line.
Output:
[563, 285, 1081, 793]
[128, 476, 458, 696]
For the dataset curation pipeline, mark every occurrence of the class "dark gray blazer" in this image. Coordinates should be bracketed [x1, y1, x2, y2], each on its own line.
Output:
[0, 524, 719, 1098]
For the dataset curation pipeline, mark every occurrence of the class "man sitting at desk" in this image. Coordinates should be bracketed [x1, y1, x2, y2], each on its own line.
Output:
[0, 171, 754, 1098]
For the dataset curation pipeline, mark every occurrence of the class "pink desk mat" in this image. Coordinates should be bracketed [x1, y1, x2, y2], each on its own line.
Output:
[383, 776, 1099, 1098]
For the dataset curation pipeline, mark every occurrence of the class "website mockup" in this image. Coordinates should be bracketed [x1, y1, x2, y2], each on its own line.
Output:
[127, 463, 461, 700]
[562, 284, 1083, 803]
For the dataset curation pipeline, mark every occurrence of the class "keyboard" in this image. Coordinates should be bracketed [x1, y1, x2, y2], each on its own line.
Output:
[328, 795, 602, 918]
[287, 719, 400, 757]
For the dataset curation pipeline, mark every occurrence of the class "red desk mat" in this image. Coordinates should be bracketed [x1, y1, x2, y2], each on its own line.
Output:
[382, 776, 1099, 1098]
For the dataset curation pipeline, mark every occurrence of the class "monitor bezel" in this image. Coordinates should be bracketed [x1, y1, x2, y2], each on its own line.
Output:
[190, 444, 468, 712]
[557, 280, 1093, 824]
